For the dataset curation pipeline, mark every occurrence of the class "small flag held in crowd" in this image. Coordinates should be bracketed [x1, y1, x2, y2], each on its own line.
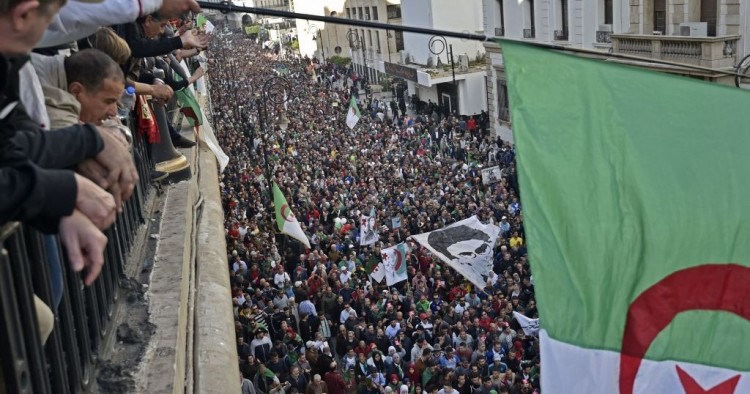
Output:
[502, 39, 750, 392]
[512, 311, 540, 337]
[381, 243, 409, 286]
[391, 216, 402, 229]
[346, 97, 361, 129]
[370, 262, 385, 283]
[272, 182, 310, 248]
[410, 216, 500, 290]
[359, 207, 379, 246]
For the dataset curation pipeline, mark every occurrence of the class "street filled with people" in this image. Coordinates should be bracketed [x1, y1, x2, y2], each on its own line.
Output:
[209, 30, 539, 394]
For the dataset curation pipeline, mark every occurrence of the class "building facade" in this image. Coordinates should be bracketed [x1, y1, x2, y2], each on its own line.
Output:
[396, 0, 488, 116]
[301, 0, 403, 87]
[483, 0, 748, 142]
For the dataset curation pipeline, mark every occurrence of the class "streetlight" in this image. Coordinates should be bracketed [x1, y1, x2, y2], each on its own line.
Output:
[429, 35, 457, 116]
[428, 35, 456, 86]
[308, 24, 324, 60]
[253, 76, 292, 188]
[347, 29, 370, 103]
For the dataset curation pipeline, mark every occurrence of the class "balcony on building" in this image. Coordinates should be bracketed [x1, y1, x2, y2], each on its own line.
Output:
[611, 23, 740, 69]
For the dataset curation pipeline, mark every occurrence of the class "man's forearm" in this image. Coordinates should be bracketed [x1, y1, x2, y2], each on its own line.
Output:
[11, 123, 104, 169]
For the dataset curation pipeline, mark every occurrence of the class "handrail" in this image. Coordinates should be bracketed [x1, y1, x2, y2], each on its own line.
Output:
[0, 116, 152, 394]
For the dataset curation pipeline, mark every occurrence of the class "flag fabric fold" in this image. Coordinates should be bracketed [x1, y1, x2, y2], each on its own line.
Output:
[272, 182, 310, 248]
[512, 311, 540, 337]
[501, 39, 750, 393]
[410, 216, 499, 290]
[381, 243, 409, 286]
[346, 97, 361, 129]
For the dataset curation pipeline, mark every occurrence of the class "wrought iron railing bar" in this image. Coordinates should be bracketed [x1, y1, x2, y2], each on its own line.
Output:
[0, 223, 34, 394]
[7, 228, 52, 394]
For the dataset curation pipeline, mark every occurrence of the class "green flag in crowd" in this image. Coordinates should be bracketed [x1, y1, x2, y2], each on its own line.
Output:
[272, 182, 311, 248]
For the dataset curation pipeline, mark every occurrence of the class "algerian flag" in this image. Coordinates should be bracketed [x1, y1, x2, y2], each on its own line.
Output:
[370, 262, 385, 283]
[272, 182, 310, 248]
[381, 243, 409, 286]
[346, 97, 360, 129]
[410, 216, 499, 290]
[502, 40, 750, 393]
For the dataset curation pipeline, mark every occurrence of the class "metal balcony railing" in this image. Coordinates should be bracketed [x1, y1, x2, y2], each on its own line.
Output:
[596, 30, 612, 44]
[554, 29, 569, 41]
[0, 116, 152, 394]
[495, 27, 505, 37]
[523, 28, 535, 39]
[611, 33, 741, 68]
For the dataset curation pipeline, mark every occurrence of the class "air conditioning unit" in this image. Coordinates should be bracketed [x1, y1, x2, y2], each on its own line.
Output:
[679, 22, 707, 37]
[458, 54, 469, 72]
[598, 24, 612, 32]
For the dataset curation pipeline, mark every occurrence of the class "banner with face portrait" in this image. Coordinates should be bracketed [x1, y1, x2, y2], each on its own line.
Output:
[410, 216, 500, 290]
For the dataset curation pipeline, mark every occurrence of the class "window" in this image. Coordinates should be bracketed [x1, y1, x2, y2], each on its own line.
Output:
[700, 0, 717, 37]
[346, 7, 351, 18]
[395, 30, 404, 51]
[358, 7, 364, 20]
[557, 0, 568, 40]
[351, 7, 356, 19]
[365, 7, 371, 20]
[368, 30, 373, 47]
[654, 0, 666, 34]
[372, 6, 379, 21]
[376, 31, 381, 52]
[523, 0, 536, 38]
[497, 79, 510, 122]
[387, 5, 402, 19]
[495, 0, 505, 36]
[604, 0, 613, 25]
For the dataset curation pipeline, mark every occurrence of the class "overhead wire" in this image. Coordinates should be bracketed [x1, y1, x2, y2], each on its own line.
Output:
[196, 1, 749, 80]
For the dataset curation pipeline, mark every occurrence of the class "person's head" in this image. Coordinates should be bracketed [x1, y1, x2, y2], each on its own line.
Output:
[0, 0, 66, 56]
[86, 26, 131, 65]
[139, 12, 169, 38]
[313, 374, 322, 384]
[291, 366, 300, 377]
[65, 49, 125, 124]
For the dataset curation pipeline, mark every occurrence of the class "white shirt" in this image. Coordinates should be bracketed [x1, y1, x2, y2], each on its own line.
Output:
[274, 272, 290, 288]
[340, 307, 357, 323]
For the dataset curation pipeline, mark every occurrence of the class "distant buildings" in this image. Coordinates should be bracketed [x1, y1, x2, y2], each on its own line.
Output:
[482, 0, 748, 142]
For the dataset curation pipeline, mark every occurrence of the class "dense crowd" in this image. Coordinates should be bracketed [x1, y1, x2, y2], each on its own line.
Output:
[210, 29, 540, 394]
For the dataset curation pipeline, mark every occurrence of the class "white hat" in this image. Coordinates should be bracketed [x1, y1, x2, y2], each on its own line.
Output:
[294, 281, 302, 287]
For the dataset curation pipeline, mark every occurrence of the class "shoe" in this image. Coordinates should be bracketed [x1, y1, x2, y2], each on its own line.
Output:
[151, 171, 168, 182]
[172, 136, 196, 148]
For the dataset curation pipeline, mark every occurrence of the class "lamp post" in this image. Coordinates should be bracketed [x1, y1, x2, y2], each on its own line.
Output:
[347, 29, 370, 103]
[308, 24, 323, 61]
[428, 35, 456, 86]
[429, 35, 456, 116]
[253, 76, 292, 202]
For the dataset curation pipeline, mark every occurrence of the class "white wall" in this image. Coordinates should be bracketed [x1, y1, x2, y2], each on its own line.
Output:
[402, 0, 485, 66]
[458, 74, 488, 115]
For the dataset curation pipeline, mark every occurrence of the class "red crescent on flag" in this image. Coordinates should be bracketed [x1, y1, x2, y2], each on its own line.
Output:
[394, 249, 403, 272]
[619, 264, 750, 394]
[281, 204, 295, 222]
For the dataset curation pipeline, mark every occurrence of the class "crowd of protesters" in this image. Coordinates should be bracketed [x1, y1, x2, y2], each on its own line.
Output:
[210, 27, 540, 394]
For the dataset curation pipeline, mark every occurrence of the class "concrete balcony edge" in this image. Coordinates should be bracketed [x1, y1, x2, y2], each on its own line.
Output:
[136, 121, 237, 392]
[194, 145, 240, 394]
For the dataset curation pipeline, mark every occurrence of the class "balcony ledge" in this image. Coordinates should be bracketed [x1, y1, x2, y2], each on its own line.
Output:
[610, 33, 740, 69]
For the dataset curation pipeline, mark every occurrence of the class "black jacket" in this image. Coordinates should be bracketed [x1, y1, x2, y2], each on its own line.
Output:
[0, 54, 102, 233]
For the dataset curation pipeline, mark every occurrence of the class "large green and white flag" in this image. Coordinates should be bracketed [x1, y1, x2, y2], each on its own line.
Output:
[272, 182, 310, 248]
[346, 97, 361, 129]
[502, 40, 750, 393]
